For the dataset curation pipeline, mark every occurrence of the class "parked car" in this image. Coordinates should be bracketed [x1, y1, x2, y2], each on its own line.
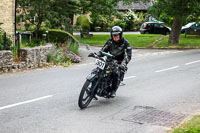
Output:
[140, 22, 171, 35]
[181, 22, 200, 33]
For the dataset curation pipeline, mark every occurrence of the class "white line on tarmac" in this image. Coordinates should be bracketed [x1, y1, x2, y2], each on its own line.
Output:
[0, 95, 53, 111]
[185, 60, 200, 65]
[155, 66, 179, 73]
[76, 63, 93, 67]
[124, 76, 137, 79]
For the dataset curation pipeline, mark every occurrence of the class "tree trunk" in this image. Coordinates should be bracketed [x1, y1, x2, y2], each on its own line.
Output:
[168, 17, 183, 44]
[69, 13, 74, 35]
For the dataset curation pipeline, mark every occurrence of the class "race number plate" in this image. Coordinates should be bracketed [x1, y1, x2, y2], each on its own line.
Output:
[95, 59, 105, 70]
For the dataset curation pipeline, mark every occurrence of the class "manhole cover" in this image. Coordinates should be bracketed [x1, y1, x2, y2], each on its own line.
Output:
[122, 106, 188, 128]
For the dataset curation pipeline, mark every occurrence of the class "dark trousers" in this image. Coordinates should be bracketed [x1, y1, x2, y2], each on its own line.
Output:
[111, 67, 121, 91]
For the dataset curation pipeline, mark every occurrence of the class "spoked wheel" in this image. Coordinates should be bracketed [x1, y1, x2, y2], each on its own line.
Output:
[78, 80, 96, 109]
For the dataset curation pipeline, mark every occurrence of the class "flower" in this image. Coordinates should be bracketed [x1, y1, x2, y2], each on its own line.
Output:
[61, 43, 65, 47]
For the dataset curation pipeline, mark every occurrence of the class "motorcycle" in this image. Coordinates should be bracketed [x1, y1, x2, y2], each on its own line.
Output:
[78, 46, 125, 109]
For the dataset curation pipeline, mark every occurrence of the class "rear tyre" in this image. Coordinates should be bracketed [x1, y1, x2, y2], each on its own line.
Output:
[78, 80, 95, 109]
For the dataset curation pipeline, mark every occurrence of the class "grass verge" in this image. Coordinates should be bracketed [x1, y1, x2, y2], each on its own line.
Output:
[171, 115, 200, 133]
[75, 34, 200, 49]
[75, 34, 163, 48]
[155, 34, 200, 49]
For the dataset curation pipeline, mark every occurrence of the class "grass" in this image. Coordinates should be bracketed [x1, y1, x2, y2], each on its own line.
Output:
[155, 34, 200, 48]
[76, 34, 163, 48]
[20, 39, 46, 48]
[75, 34, 200, 48]
[171, 115, 200, 133]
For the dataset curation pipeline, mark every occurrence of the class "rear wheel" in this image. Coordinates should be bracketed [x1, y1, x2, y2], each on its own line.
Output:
[78, 80, 96, 109]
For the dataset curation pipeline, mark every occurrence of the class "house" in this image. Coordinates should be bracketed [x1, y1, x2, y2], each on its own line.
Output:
[0, 0, 15, 37]
[117, 1, 153, 12]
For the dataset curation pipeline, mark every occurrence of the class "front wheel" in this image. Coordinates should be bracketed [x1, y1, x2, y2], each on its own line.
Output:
[78, 80, 96, 109]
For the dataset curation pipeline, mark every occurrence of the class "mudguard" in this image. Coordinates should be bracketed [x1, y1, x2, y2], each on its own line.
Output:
[86, 73, 98, 81]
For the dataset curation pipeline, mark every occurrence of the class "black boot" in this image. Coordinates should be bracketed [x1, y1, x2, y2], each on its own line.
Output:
[110, 80, 120, 98]
[110, 90, 116, 98]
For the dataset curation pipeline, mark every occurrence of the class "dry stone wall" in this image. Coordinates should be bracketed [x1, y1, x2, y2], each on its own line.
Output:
[0, 44, 53, 74]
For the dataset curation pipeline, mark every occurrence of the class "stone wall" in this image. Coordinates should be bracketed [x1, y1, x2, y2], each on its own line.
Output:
[0, 44, 53, 74]
[0, 51, 13, 73]
[0, 0, 15, 35]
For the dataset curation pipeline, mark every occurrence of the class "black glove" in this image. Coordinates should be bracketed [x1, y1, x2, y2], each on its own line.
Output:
[97, 51, 103, 57]
[88, 52, 95, 57]
[119, 64, 127, 71]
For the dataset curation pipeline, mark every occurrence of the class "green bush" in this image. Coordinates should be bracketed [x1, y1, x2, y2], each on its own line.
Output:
[48, 29, 79, 44]
[0, 25, 12, 50]
[76, 15, 91, 30]
[122, 10, 135, 31]
[112, 20, 126, 30]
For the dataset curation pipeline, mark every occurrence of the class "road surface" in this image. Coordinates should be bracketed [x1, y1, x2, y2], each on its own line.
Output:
[0, 45, 200, 133]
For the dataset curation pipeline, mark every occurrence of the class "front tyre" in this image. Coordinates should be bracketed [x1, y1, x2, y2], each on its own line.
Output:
[78, 80, 95, 109]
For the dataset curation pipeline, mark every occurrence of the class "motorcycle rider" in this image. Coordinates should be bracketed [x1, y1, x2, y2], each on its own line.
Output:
[98, 26, 132, 97]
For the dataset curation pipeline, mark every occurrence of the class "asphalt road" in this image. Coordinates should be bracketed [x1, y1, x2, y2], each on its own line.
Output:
[0, 45, 200, 133]
[73, 31, 140, 35]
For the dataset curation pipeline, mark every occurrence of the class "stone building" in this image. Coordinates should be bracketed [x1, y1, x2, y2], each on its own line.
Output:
[0, 0, 15, 36]
[117, 1, 153, 12]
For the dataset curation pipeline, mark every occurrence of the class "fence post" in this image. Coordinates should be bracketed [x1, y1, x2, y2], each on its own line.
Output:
[4, 32, 7, 50]
[17, 33, 21, 57]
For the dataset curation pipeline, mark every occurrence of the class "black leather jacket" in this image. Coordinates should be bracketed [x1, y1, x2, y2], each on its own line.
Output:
[100, 37, 132, 66]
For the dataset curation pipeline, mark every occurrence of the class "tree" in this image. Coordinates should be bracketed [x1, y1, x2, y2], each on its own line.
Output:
[149, 0, 200, 44]
[48, 0, 81, 32]
[17, 0, 53, 38]
[17, 0, 151, 35]
[17, 0, 81, 35]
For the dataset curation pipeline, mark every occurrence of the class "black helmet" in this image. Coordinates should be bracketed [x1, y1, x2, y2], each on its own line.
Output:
[111, 26, 123, 40]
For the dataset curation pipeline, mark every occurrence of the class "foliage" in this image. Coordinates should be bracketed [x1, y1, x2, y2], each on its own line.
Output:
[47, 0, 81, 29]
[122, 10, 135, 31]
[112, 20, 127, 30]
[17, 0, 81, 34]
[149, 0, 200, 44]
[20, 38, 46, 48]
[90, 15, 113, 31]
[17, 0, 53, 38]
[0, 24, 12, 50]
[76, 15, 91, 30]
[48, 42, 81, 67]
[80, 0, 150, 31]
[17, 0, 150, 33]
[120, 9, 147, 31]
[48, 29, 79, 44]
[172, 115, 200, 133]
[80, 0, 119, 18]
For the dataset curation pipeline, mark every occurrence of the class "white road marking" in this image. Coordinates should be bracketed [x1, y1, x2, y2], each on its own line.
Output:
[76, 64, 89, 67]
[155, 66, 179, 73]
[0, 95, 53, 111]
[185, 60, 200, 65]
[124, 76, 136, 79]
[76, 63, 93, 67]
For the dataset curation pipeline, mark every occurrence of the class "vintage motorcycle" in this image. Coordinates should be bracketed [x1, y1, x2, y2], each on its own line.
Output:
[78, 46, 125, 109]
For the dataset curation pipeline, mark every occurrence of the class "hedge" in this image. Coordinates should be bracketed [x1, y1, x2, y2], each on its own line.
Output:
[48, 29, 79, 44]
[76, 15, 91, 30]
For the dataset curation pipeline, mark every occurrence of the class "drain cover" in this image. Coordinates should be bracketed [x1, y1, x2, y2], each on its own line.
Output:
[122, 106, 188, 127]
